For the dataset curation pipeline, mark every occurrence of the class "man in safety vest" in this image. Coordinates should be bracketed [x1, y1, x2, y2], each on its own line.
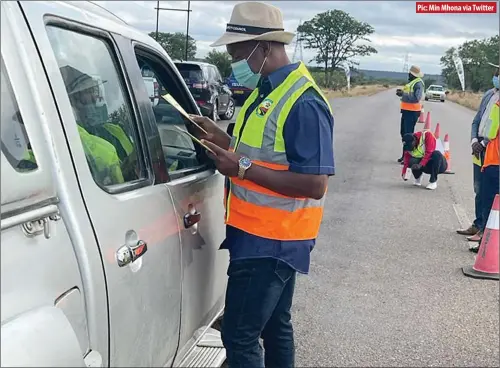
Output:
[401, 130, 447, 190]
[190, 2, 334, 367]
[59, 65, 126, 185]
[457, 63, 499, 242]
[470, 99, 500, 253]
[397, 65, 425, 163]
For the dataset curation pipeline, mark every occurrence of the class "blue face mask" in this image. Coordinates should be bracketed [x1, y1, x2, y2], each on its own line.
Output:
[493, 75, 499, 89]
[231, 43, 267, 90]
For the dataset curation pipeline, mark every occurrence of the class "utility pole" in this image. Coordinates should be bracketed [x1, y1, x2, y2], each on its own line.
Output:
[154, 1, 193, 60]
[292, 19, 304, 63]
[402, 52, 410, 73]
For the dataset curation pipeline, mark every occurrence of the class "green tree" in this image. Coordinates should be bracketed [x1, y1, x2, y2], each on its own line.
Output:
[149, 32, 197, 61]
[440, 35, 499, 92]
[298, 10, 377, 86]
[205, 50, 232, 78]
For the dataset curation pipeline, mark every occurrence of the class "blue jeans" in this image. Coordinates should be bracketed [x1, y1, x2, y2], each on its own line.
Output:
[480, 165, 499, 233]
[473, 158, 484, 230]
[221, 258, 296, 368]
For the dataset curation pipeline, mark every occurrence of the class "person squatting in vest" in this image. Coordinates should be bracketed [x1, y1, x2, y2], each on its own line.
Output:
[397, 65, 425, 163]
[470, 98, 500, 253]
[457, 64, 499, 243]
[401, 130, 447, 190]
[189, 2, 335, 367]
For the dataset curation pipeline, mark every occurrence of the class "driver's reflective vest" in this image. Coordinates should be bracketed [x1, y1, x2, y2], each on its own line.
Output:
[225, 62, 332, 241]
[400, 77, 424, 111]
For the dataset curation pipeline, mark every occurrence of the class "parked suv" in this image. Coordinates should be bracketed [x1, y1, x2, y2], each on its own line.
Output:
[175, 61, 235, 121]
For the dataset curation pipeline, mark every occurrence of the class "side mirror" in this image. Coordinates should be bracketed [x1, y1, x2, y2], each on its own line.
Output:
[445, 90, 450, 95]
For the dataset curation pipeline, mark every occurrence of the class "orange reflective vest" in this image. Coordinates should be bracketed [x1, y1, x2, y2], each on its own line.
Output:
[225, 62, 332, 241]
[400, 77, 424, 111]
[483, 100, 500, 170]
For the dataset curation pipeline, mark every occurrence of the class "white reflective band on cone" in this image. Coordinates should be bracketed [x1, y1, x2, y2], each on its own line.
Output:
[486, 209, 500, 230]
[444, 142, 450, 151]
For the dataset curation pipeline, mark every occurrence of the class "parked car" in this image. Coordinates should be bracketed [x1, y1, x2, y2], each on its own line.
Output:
[425, 84, 446, 102]
[174, 61, 235, 122]
[1, 1, 228, 367]
[226, 72, 252, 105]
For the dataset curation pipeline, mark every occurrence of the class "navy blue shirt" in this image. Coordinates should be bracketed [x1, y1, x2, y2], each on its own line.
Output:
[221, 62, 335, 274]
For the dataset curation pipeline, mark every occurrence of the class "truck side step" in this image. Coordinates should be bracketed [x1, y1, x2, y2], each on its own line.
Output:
[179, 328, 226, 367]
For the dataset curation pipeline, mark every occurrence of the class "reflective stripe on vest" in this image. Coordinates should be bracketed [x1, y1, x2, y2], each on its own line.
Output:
[77, 125, 124, 185]
[103, 123, 134, 157]
[226, 62, 332, 241]
[483, 101, 500, 170]
[400, 78, 423, 111]
[410, 131, 428, 158]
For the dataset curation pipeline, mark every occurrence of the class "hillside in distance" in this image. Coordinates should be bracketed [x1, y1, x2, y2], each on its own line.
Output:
[354, 69, 445, 84]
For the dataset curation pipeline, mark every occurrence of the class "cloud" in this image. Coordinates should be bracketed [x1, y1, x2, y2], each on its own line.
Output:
[96, 0, 499, 73]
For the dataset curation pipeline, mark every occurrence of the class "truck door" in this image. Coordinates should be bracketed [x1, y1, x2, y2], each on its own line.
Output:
[19, 2, 183, 366]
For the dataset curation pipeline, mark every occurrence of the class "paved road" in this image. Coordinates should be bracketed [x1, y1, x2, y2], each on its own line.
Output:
[221, 91, 499, 367]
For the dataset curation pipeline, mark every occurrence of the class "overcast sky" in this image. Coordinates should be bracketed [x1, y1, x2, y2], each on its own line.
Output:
[96, 1, 499, 74]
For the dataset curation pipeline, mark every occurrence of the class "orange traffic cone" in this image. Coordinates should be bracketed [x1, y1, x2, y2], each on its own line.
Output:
[435, 124, 445, 153]
[434, 123, 440, 139]
[423, 111, 431, 131]
[443, 133, 455, 174]
[463, 195, 500, 280]
[418, 110, 425, 124]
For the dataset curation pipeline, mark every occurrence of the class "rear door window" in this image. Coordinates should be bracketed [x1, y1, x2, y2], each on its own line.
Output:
[176, 64, 204, 83]
[46, 25, 148, 190]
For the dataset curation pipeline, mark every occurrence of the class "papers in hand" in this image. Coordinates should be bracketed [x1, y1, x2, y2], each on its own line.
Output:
[173, 126, 216, 155]
[162, 94, 208, 134]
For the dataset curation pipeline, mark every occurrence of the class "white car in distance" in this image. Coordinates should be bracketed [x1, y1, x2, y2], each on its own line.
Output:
[425, 84, 447, 103]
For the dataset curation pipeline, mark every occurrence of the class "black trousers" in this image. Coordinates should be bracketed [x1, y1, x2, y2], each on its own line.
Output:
[400, 110, 420, 157]
[409, 151, 448, 183]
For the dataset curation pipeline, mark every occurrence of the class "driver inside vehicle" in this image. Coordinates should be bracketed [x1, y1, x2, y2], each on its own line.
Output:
[60, 65, 132, 185]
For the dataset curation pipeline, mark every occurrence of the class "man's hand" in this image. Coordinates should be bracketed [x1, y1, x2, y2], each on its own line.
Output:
[201, 140, 241, 177]
[189, 115, 231, 150]
[411, 163, 422, 170]
[471, 141, 484, 157]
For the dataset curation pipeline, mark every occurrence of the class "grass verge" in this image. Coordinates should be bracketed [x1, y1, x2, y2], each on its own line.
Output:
[445, 90, 483, 111]
[323, 84, 394, 99]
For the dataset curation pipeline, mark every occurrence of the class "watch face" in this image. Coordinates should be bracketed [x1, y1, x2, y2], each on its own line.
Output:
[240, 157, 252, 169]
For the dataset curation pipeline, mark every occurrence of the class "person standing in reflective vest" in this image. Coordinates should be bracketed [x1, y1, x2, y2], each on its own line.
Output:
[190, 2, 334, 367]
[397, 65, 425, 163]
[470, 99, 500, 253]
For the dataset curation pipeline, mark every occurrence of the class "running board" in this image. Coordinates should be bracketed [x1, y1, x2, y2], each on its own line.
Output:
[178, 328, 226, 368]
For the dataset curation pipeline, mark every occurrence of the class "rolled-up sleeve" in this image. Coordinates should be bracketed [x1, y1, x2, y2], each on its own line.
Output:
[283, 90, 335, 175]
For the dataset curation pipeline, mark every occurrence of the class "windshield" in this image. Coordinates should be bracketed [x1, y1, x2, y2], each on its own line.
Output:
[175, 64, 204, 82]
[429, 86, 444, 91]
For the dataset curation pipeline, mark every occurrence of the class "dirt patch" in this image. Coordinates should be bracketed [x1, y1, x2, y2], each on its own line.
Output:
[446, 90, 483, 111]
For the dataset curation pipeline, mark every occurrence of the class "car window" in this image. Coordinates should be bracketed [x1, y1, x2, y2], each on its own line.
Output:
[212, 67, 222, 82]
[46, 26, 147, 189]
[429, 86, 443, 91]
[137, 52, 205, 174]
[176, 64, 204, 83]
[1, 60, 38, 172]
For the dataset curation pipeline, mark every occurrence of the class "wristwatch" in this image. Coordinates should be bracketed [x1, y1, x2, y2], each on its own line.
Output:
[237, 157, 252, 180]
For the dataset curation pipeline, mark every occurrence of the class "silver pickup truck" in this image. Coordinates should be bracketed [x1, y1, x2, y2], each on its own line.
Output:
[1, 1, 228, 367]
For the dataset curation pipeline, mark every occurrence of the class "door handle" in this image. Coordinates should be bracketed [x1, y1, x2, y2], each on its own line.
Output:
[116, 240, 148, 267]
[184, 212, 201, 229]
